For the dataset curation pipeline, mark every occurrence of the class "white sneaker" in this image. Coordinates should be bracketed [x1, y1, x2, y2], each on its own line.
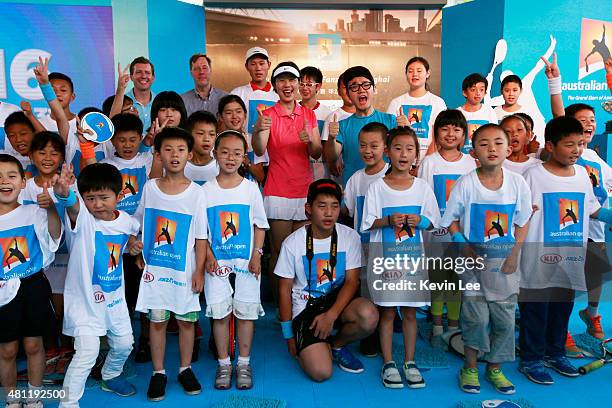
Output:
[403, 361, 426, 388]
[381, 361, 404, 389]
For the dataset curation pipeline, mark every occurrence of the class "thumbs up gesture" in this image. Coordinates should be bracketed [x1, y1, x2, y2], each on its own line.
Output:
[37, 180, 54, 209]
[328, 113, 339, 139]
[254, 106, 272, 133]
[397, 106, 408, 127]
[299, 119, 311, 144]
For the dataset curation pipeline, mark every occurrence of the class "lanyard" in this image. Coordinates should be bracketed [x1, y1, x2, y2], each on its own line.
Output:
[305, 224, 338, 297]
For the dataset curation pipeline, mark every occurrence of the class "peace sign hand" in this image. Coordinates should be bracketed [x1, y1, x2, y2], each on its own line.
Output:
[117, 63, 130, 91]
[33, 56, 50, 85]
[541, 52, 560, 79]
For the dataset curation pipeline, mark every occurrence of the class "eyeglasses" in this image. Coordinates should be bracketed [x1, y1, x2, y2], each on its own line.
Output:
[299, 82, 318, 88]
[347, 82, 373, 92]
[217, 151, 245, 159]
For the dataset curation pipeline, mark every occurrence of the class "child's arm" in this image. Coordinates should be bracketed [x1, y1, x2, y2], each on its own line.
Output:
[541, 52, 565, 118]
[75, 120, 98, 168]
[37, 180, 62, 240]
[20, 101, 45, 133]
[366, 213, 403, 231]
[192, 238, 207, 293]
[109, 64, 130, 118]
[323, 114, 343, 165]
[252, 108, 271, 156]
[205, 241, 219, 275]
[501, 222, 529, 274]
[278, 276, 297, 357]
[404, 214, 433, 231]
[127, 235, 144, 256]
[34, 56, 70, 143]
[53, 163, 79, 228]
[248, 226, 265, 277]
[148, 154, 163, 179]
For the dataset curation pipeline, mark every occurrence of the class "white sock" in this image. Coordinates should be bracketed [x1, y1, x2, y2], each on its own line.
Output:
[153, 369, 166, 375]
[432, 325, 444, 336]
[179, 366, 190, 373]
[237, 355, 250, 365]
[218, 357, 231, 366]
[27, 383, 42, 403]
[588, 305, 599, 317]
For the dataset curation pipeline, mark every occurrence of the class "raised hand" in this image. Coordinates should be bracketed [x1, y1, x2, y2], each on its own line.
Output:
[36, 180, 54, 209]
[328, 113, 339, 139]
[75, 117, 94, 143]
[541, 52, 560, 79]
[396, 106, 409, 127]
[20, 101, 33, 117]
[117, 63, 131, 91]
[255, 106, 272, 132]
[53, 163, 75, 198]
[33, 56, 50, 85]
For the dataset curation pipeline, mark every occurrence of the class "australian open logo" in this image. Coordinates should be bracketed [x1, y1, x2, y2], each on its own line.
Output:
[540, 253, 562, 264]
[143, 272, 154, 283]
[94, 291, 105, 303]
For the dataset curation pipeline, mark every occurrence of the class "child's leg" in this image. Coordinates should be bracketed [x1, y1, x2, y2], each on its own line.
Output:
[460, 298, 491, 368]
[400, 307, 417, 363]
[518, 289, 548, 362]
[0, 341, 19, 390]
[213, 315, 231, 360]
[485, 296, 517, 370]
[60, 336, 100, 408]
[102, 332, 134, 381]
[177, 319, 195, 369]
[544, 289, 574, 359]
[149, 319, 168, 372]
[22, 337, 45, 386]
[379, 307, 396, 363]
[446, 299, 461, 329]
[430, 298, 444, 328]
[236, 318, 254, 358]
[51, 294, 72, 350]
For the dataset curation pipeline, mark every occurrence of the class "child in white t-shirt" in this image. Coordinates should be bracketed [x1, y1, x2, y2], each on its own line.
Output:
[55, 162, 142, 408]
[185, 111, 219, 185]
[494, 75, 528, 122]
[441, 124, 532, 395]
[135, 128, 208, 401]
[418, 109, 476, 343]
[387, 57, 447, 158]
[362, 127, 440, 389]
[457, 73, 498, 154]
[0, 154, 61, 408]
[500, 115, 542, 176]
[203, 131, 269, 390]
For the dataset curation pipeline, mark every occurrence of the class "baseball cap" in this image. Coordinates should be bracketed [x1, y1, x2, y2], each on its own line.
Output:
[307, 179, 343, 204]
[245, 47, 269, 62]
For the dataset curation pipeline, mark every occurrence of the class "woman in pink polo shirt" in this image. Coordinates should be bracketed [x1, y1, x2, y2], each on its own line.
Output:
[253, 61, 322, 300]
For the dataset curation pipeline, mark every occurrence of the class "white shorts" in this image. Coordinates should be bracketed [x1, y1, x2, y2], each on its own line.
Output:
[205, 297, 265, 320]
[263, 196, 307, 221]
[204, 265, 263, 320]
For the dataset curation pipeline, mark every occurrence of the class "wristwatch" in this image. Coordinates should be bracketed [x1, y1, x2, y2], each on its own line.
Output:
[254, 247, 264, 256]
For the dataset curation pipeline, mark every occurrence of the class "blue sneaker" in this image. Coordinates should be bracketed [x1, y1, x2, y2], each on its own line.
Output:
[543, 356, 580, 377]
[332, 346, 364, 373]
[101, 373, 137, 397]
[518, 360, 553, 385]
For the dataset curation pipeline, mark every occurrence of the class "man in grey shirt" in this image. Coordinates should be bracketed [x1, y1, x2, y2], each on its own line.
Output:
[181, 54, 228, 116]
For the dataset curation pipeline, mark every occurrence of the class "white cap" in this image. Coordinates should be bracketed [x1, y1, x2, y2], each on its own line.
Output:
[272, 65, 300, 81]
[245, 47, 269, 62]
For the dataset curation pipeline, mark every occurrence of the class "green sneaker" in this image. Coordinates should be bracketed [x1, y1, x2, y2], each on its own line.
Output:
[486, 368, 515, 395]
[459, 367, 480, 394]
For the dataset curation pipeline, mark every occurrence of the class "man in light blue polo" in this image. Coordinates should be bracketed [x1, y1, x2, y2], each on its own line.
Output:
[127, 56, 156, 133]
[181, 54, 228, 116]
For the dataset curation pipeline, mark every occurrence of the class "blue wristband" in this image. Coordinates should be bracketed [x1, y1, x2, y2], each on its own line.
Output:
[451, 232, 468, 243]
[596, 207, 612, 224]
[54, 189, 77, 208]
[40, 82, 57, 103]
[280, 320, 294, 339]
[417, 215, 431, 230]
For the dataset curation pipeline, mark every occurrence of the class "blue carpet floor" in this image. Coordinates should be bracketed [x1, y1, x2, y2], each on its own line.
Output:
[46, 292, 611, 408]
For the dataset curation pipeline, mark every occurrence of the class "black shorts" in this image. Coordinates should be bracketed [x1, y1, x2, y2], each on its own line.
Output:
[0, 271, 54, 343]
[123, 253, 143, 312]
[293, 290, 341, 355]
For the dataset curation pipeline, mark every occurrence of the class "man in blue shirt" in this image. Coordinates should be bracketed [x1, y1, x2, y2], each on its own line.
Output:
[127, 56, 156, 134]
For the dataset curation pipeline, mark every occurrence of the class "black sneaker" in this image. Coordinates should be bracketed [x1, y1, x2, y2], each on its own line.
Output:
[178, 367, 202, 395]
[135, 337, 151, 363]
[359, 333, 380, 358]
[147, 373, 167, 401]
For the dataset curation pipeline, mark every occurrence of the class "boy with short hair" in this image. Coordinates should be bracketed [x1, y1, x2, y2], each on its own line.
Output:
[442, 124, 532, 395]
[494, 75, 526, 122]
[3, 112, 38, 178]
[56, 162, 142, 407]
[0, 100, 20, 151]
[135, 127, 208, 401]
[185, 110, 219, 185]
[300, 66, 333, 181]
[457, 73, 498, 153]
[0, 154, 61, 408]
[518, 116, 612, 384]
[324, 66, 396, 185]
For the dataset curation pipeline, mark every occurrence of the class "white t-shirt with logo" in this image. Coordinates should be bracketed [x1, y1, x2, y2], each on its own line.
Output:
[441, 169, 532, 300]
[520, 164, 600, 290]
[101, 153, 153, 215]
[184, 159, 219, 186]
[344, 164, 389, 243]
[387, 91, 447, 155]
[494, 105, 529, 122]
[63, 202, 139, 337]
[202, 178, 269, 304]
[418, 152, 477, 243]
[274, 224, 362, 318]
[0, 204, 60, 306]
[576, 148, 612, 242]
[457, 105, 498, 153]
[135, 180, 208, 315]
[502, 156, 542, 176]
